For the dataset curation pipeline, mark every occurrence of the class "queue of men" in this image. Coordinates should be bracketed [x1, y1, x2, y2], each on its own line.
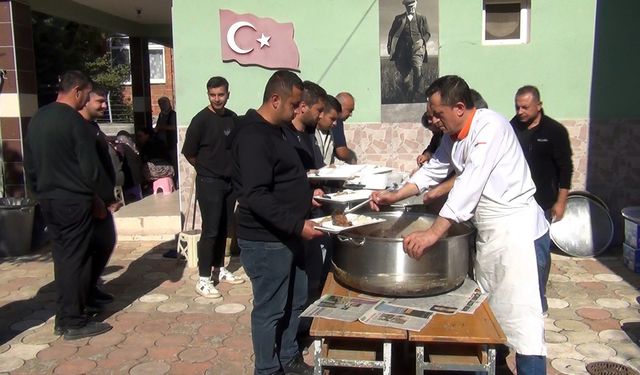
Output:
[24, 68, 572, 375]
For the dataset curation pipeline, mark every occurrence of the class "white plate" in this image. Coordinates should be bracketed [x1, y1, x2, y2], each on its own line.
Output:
[314, 189, 374, 203]
[307, 165, 367, 180]
[312, 213, 386, 234]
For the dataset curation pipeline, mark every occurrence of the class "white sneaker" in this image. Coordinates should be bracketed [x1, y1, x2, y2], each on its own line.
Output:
[218, 269, 245, 285]
[195, 279, 221, 298]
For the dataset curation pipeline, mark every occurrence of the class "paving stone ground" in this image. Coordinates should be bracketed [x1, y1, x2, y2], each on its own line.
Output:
[1, 242, 639, 374]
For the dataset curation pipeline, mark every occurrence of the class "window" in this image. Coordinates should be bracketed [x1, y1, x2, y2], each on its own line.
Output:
[110, 37, 166, 84]
[482, 0, 530, 45]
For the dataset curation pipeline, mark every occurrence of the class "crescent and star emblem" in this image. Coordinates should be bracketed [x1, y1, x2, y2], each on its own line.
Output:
[226, 21, 271, 54]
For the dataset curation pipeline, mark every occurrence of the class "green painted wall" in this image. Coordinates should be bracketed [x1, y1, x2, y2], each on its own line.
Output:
[172, 0, 381, 126]
[439, 0, 597, 120]
[590, 0, 640, 120]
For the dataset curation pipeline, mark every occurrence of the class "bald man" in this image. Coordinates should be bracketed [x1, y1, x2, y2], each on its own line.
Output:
[331, 92, 357, 164]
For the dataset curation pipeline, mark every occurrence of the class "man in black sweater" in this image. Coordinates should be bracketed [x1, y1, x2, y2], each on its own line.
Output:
[182, 76, 244, 300]
[79, 86, 123, 310]
[24, 71, 113, 340]
[511, 85, 574, 314]
[230, 70, 323, 375]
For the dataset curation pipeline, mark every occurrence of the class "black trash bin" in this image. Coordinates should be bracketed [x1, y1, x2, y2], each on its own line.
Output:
[0, 197, 36, 257]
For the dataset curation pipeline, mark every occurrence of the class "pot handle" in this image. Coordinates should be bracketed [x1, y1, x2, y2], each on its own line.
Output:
[336, 234, 366, 247]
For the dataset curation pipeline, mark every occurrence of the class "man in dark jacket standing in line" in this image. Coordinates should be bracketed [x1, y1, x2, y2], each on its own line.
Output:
[387, 0, 430, 102]
[230, 70, 323, 375]
[511, 85, 573, 315]
[79, 86, 123, 310]
[24, 71, 113, 340]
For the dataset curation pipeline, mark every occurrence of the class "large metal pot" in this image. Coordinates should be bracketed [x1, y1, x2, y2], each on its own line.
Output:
[332, 211, 475, 297]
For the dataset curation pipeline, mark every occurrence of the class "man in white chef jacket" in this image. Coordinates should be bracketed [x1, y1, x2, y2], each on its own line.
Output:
[371, 75, 548, 374]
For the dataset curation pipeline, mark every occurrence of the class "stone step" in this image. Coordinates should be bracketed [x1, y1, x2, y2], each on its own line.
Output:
[114, 191, 181, 241]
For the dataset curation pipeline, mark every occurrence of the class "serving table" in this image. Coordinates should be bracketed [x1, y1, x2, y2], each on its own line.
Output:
[310, 273, 507, 374]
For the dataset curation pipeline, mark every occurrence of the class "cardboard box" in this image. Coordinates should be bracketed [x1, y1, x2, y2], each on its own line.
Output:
[622, 243, 640, 273]
[624, 217, 640, 249]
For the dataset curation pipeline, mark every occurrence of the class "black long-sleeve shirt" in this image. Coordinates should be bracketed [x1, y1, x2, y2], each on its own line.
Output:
[24, 102, 113, 202]
[230, 109, 312, 242]
[511, 114, 573, 210]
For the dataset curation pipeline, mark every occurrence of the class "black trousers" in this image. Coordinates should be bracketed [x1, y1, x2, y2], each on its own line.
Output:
[89, 212, 116, 300]
[196, 176, 232, 277]
[40, 198, 94, 329]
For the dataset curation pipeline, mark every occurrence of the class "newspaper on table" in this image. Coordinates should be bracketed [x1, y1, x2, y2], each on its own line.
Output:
[302, 278, 488, 331]
[389, 278, 487, 315]
[358, 301, 434, 332]
[300, 294, 380, 322]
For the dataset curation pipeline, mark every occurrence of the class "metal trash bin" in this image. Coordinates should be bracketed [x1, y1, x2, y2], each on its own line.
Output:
[0, 197, 36, 257]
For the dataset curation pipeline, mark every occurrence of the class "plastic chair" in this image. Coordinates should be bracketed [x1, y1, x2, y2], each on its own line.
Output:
[152, 177, 175, 194]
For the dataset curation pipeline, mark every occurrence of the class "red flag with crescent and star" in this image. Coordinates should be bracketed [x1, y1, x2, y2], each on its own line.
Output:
[219, 9, 300, 71]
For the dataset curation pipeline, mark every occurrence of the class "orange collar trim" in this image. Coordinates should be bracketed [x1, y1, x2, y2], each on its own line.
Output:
[455, 109, 476, 141]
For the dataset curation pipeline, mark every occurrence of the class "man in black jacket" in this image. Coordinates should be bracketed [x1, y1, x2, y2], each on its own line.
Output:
[230, 70, 323, 375]
[511, 85, 574, 314]
[182, 76, 244, 300]
[24, 71, 113, 340]
[387, 0, 430, 102]
[79, 86, 123, 311]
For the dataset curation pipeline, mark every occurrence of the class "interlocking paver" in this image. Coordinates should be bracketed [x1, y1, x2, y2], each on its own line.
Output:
[156, 334, 192, 347]
[53, 358, 97, 374]
[564, 330, 599, 345]
[596, 297, 630, 309]
[546, 331, 568, 343]
[129, 360, 171, 375]
[2, 241, 639, 375]
[575, 342, 616, 360]
[576, 307, 612, 320]
[214, 303, 245, 314]
[157, 302, 189, 313]
[0, 357, 25, 372]
[88, 331, 126, 347]
[36, 344, 78, 360]
[555, 319, 590, 331]
[145, 345, 185, 361]
[107, 345, 148, 361]
[20, 327, 60, 345]
[198, 322, 234, 337]
[169, 361, 211, 375]
[0, 343, 49, 360]
[139, 293, 169, 303]
[75, 343, 114, 360]
[178, 347, 217, 363]
[551, 358, 588, 375]
[599, 328, 633, 342]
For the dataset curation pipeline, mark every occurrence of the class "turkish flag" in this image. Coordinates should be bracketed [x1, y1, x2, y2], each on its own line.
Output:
[219, 9, 300, 71]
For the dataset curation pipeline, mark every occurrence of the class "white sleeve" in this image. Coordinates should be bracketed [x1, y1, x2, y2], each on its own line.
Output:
[409, 137, 453, 191]
[439, 121, 504, 222]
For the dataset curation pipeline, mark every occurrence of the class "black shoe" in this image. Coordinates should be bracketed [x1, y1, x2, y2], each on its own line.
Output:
[85, 304, 104, 316]
[63, 321, 112, 340]
[283, 355, 313, 375]
[93, 287, 114, 304]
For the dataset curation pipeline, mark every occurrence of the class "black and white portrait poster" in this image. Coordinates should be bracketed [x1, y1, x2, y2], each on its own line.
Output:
[380, 0, 439, 122]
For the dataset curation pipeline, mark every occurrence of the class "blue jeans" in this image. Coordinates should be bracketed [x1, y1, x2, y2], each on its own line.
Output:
[239, 239, 308, 375]
[534, 231, 551, 312]
[516, 353, 546, 374]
